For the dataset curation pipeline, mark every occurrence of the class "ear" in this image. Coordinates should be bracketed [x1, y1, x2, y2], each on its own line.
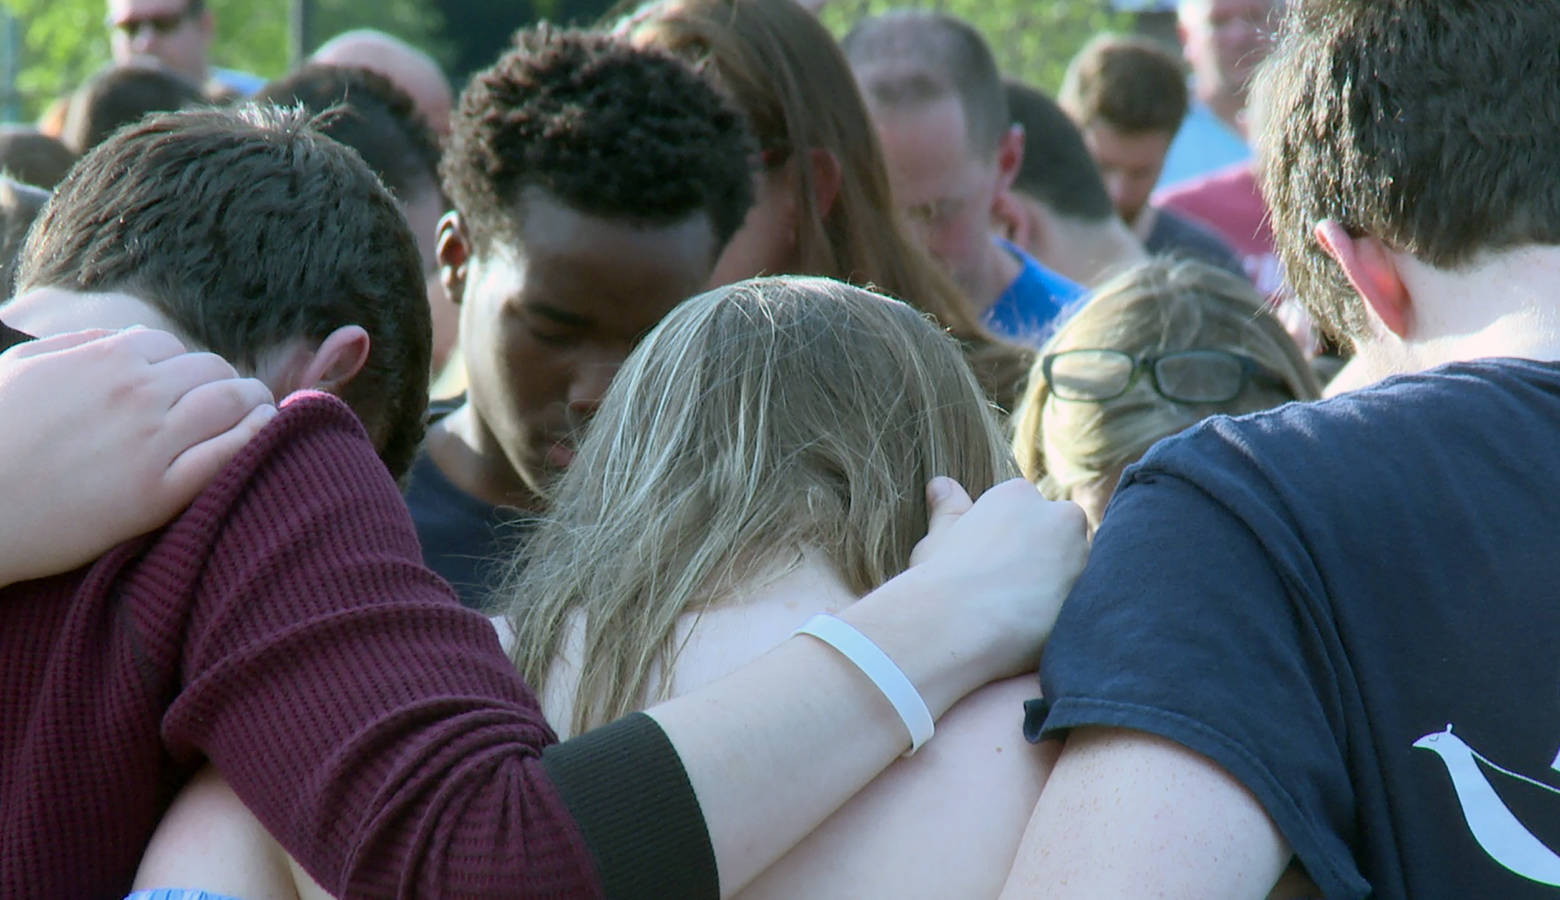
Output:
[805, 148, 843, 222]
[992, 189, 1037, 249]
[298, 325, 371, 395]
[437, 211, 470, 306]
[993, 123, 1025, 198]
[196, 8, 216, 40]
[1314, 219, 1412, 337]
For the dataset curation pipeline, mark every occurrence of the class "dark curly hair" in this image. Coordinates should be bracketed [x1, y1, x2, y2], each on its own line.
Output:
[440, 25, 756, 250]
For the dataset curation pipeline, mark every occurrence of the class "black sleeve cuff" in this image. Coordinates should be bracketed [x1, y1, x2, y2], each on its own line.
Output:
[543, 711, 718, 900]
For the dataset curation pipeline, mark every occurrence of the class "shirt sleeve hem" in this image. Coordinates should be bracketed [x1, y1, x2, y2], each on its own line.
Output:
[542, 711, 717, 900]
[1036, 696, 1370, 900]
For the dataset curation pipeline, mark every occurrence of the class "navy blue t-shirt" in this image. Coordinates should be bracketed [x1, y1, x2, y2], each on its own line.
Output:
[1033, 358, 1560, 899]
[403, 449, 534, 611]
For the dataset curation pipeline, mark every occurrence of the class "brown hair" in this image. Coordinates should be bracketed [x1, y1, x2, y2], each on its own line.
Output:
[1260, 0, 1560, 342]
[18, 106, 431, 479]
[620, 0, 1033, 409]
[1059, 33, 1188, 135]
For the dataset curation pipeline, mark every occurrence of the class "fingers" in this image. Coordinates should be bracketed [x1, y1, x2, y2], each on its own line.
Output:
[161, 395, 279, 507]
[925, 476, 973, 532]
[2, 328, 119, 359]
[148, 350, 248, 409]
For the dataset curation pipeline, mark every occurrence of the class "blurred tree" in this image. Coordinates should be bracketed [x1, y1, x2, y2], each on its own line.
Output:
[4, 0, 449, 122]
[820, 0, 1130, 96]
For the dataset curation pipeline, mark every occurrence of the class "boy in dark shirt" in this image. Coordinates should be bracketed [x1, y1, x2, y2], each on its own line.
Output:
[408, 27, 756, 606]
[1004, 2, 1560, 898]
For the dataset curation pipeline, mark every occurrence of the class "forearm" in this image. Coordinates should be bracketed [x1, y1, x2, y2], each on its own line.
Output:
[646, 566, 1005, 896]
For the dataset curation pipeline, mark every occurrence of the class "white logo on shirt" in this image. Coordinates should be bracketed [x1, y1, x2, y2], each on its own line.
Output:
[1413, 724, 1560, 887]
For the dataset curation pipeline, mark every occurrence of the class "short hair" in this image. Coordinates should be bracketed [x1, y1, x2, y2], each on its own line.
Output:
[0, 127, 77, 190]
[842, 10, 1009, 157]
[16, 106, 431, 479]
[258, 64, 442, 203]
[1, 177, 50, 296]
[440, 25, 756, 252]
[504, 275, 1018, 734]
[1011, 258, 1319, 497]
[1004, 80, 1114, 223]
[60, 64, 206, 155]
[1260, 0, 1560, 342]
[1058, 33, 1187, 135]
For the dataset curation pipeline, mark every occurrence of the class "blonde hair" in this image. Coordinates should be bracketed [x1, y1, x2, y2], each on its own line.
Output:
[616, 0, 1034, 410]
[503, 276, 1017, 735]
[1012, 258, 1320, 499]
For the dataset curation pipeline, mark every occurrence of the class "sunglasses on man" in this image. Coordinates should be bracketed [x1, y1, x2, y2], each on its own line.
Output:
[107, 0, 204, 39]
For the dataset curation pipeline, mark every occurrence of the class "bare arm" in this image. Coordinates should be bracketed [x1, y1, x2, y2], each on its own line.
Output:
[651, 477, 1087, 894]
[999, 726, 1292, 900]
[0, 327, 274, 586]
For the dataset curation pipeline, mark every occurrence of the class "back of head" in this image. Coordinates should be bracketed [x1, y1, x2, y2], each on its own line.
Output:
[440, 24, 755, 252]
[1012, 258, 1319, 499]
[842, 9, 1008, 159]
[60, 63, 206, 155]
[622, 0, 1033, 410]
[1, 177, 50, 296]
[258, 63, 442, 204]
[0, 127, 78, 190]
[1004, 80, 1114, 224]
[16, 105, 431, 478]
[1059, 33, 1187, 135]
[1259, 0, 1560, 343]
[508, 275, 1017, 733]
[310, 29, 454, 137]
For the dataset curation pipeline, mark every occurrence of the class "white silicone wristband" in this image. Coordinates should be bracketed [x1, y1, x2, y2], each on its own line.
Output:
[794, 613, 935, 756]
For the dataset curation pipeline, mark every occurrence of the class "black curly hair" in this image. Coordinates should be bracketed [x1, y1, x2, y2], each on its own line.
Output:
[441, 25, 756, 251]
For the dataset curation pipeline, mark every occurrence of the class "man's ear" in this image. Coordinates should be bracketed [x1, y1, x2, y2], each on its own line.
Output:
[805, 148, 843, 222]
[993, 123, 1025, 199]
[437, 211, 470, 306]
[1314, 219, 1412, 337]
[196, 8, 216, 41]
[993, 189, 1039, 252]
[298, 325, 371, 395]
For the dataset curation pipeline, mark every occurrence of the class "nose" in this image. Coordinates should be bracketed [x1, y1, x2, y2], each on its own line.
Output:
[130, 26, 158, 53]
[567, 355, 624, 419]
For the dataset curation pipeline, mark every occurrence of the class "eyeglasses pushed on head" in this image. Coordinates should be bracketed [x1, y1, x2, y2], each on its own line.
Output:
[1042, 348, 1291, 405]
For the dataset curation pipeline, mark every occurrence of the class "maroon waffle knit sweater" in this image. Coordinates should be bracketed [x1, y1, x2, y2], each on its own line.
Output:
[0, 385, 713, 898]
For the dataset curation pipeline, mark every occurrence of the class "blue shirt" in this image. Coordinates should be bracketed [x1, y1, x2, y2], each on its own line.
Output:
[1156, 101, 1251, 191]
[982, 238, 1085, 347]
[1033, 359, 1560, 900]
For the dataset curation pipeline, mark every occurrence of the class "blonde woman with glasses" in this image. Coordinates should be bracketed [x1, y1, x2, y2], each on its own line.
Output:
[504, 275, 1076, 898]
[1012, 257, 1321, 531]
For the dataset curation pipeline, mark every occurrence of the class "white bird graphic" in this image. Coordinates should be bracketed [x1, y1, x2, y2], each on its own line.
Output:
[1413, 724, 1560, 888]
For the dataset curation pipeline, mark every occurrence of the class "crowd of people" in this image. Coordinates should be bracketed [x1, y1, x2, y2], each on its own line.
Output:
[2, 0, 1557, 897]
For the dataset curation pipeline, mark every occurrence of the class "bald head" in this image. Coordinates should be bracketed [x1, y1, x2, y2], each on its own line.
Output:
[312, 29, 453, 137]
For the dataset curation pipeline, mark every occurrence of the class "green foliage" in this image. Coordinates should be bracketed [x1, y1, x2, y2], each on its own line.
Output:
[820, 0, 1130, 95]
[2, 0, 449, 122]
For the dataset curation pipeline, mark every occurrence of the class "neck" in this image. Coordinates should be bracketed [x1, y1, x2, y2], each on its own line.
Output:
[1199, 87, 1247, 137]
[1044, 219, 1148, 287]
[968, 239, 1024, 317]
[425, 403, 545, 511]
[1358, 246, 1560, 375]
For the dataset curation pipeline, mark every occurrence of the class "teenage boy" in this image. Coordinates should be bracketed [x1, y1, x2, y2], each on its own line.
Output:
[2, 82, 1090, 899]
[409, 27, 756, 605]
[1005, 2, 1560, 898]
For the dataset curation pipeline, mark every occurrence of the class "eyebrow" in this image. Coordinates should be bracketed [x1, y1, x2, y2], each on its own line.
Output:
[526, 302, 592, 328]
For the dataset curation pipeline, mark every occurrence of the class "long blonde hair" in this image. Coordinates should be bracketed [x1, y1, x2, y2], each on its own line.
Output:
[1012, 258, 1321, 498]
[615, 0, 1034, 409]
[504, 276, 1017, 735]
